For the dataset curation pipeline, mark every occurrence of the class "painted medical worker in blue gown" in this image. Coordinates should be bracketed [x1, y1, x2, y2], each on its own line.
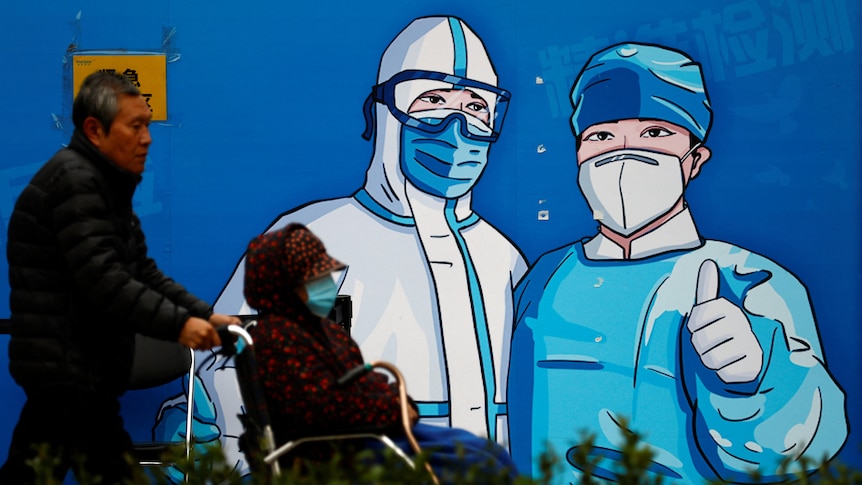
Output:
[154, 16, 526, 478]
[508, 43, 847, 484]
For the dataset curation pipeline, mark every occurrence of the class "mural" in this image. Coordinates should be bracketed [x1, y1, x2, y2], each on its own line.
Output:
[508, 43, 847, 483]
[1, 2, 860, 484]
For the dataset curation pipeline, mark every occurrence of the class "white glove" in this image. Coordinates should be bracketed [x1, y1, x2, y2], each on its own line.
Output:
[687, 259, 763, 384]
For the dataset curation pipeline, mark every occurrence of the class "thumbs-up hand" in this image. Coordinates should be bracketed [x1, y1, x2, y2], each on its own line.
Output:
[687, 259, 763, 384]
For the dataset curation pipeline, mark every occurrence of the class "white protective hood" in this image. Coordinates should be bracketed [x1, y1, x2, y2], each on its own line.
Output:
[362, 16, 499, 215]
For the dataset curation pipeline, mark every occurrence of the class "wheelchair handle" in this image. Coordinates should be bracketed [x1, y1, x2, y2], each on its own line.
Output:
[216, 323, 256, 357]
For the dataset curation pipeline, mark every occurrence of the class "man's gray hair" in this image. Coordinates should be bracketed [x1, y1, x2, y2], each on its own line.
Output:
[72, 71, 141, 134]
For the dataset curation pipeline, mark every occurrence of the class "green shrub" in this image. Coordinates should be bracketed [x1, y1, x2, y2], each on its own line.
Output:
[24, 432, 861, 484]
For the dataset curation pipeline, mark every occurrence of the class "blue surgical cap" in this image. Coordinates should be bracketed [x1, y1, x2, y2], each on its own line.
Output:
[570, 43, 712, 141]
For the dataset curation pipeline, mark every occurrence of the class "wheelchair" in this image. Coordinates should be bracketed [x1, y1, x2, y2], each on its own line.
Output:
[216, 323, 440, 484]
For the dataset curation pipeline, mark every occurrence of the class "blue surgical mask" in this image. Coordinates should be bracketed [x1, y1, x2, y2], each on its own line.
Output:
[400, 116, 490, 199]
[303, 275, 338, 318]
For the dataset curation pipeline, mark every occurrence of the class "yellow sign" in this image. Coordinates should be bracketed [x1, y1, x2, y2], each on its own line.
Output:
[72, 54, 168, 121]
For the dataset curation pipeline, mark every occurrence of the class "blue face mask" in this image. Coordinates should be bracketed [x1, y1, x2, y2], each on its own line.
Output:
[400, 116, 490, 199]
[303, 275, 338, 318]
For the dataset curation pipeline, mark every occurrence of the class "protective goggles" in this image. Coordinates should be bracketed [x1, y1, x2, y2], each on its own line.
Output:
[362, 70, 510, 143]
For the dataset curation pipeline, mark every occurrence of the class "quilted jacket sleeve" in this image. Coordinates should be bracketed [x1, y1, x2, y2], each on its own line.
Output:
[53, 163, 209, 341]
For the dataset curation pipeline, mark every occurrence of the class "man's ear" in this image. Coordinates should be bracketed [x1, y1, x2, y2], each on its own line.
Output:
[687, 145, 712, 181]
[82, 117, 104, 147]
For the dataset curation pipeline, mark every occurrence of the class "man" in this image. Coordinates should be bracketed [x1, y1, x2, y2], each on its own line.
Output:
[507, 43, 847, 483]
[198, 16, 525, 461]
[1, 71, 238, 484]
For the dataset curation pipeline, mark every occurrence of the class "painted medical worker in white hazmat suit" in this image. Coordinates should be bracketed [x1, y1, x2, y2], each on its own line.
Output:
[237, 12, 526, 441]
[154, 18, 527, 471]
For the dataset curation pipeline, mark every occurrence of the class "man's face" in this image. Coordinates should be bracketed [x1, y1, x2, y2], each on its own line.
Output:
[90, 94, 152, 175]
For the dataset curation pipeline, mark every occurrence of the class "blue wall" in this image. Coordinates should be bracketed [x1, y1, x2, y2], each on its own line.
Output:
[1, 0, 860, 480]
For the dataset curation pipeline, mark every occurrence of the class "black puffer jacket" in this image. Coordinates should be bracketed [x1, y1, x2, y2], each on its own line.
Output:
[7, 130, 213, 395]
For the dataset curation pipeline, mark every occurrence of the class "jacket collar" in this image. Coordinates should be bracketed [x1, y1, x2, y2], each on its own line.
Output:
[68, 129, 142, 197]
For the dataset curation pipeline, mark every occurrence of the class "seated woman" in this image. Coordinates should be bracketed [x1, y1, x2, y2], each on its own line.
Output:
[243, 223, 518, 483]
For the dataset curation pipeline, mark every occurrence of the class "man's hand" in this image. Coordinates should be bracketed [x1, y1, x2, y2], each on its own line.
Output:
[209, 313, 241, 326]
[687, 259, 763, 384]
[179, 317, 221, 350]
